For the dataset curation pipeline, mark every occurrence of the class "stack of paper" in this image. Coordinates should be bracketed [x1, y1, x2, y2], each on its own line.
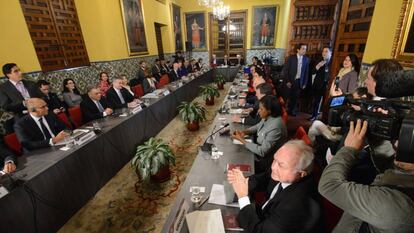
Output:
[208, 184, 239, 208]
[186, 209, 225, 233]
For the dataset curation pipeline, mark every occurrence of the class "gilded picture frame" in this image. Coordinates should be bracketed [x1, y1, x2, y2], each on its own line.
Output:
[184, 11, 208, 52]
[171, 3, 184, 51]
[251, 5, 278, 48]
[119, 0, 149, 56]
[392, 0, 414, 67]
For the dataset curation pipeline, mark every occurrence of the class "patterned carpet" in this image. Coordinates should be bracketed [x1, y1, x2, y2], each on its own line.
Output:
[58, 84, 229, 233]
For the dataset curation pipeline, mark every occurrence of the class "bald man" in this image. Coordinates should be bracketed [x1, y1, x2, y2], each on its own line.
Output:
[228, 140, 321, 233]
[14, 98, 68, 153]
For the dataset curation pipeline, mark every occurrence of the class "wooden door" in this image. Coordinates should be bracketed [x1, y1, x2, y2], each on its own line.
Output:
[20, 0, 89, 72]
[287, 0, 340, 60]
[209, 11, 247, 62]
[330, 0, 376, 75]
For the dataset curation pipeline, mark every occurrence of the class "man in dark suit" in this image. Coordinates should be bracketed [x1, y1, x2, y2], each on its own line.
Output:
[0, 63, 42, 132]
[282, 44, 310, 116]
[37, 80, 65, 115]
[160, 59, 170, 74]
[232, 83, 274, 125]
[130, 61, 147, 87]
[14, 98, 68, 153]
[106, 76, 139, 110]
[218, 55, 231, 66]
[0, 140, 16, 174]
[309, 47, 332, 121]
[151, 59, 162, 81]
[236, 54, 245, 66]
[80, 86, 113, 124]
[168, 61, 181, 82]
[228, 140, 321, 233]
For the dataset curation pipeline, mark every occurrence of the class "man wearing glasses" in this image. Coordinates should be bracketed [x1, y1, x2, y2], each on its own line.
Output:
[14, 98, 68, 153]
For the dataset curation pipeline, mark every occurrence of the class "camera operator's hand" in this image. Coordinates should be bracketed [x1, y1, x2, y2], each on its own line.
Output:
[344, 120, 368, 151]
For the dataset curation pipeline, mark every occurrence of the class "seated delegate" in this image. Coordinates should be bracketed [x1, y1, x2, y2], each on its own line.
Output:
[80, 86, 113, 124]
[106, 76, 140, 110]
[228, 140, 322, 233]
[232, 95, 287, 173]
[14, 98, 68, 153]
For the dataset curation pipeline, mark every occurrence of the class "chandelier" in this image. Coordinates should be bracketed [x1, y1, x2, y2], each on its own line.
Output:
[197, 0, 230, 20]
[213, 1, 230, 20]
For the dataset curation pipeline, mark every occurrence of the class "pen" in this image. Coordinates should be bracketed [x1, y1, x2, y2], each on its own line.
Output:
[197, 194, 209, 208]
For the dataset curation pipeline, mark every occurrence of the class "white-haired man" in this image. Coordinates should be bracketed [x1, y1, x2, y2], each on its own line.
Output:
[228, 140, 321, 233]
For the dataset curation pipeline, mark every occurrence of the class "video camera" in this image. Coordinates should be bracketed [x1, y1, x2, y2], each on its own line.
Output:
[327, 94, 414, 163]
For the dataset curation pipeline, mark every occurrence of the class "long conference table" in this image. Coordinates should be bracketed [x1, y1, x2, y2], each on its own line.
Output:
[215, 66, 240, 82]
[162, 77, 255, 232]
[0, 70, 213, 233]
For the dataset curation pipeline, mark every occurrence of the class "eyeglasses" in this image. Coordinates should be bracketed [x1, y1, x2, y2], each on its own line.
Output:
[37, 105, 48, 109]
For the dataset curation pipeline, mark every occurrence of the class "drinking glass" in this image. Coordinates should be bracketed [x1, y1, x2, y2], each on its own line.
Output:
[191, 186, 202, 203]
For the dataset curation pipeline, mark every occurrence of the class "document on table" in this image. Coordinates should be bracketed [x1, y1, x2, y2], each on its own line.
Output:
[232, 138, 252, 145]
[208, 184, 239, 208]
[186, 209, 225, 233]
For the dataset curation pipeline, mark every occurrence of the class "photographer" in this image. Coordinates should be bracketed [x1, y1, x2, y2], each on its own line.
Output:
[319, 120, 414, 233]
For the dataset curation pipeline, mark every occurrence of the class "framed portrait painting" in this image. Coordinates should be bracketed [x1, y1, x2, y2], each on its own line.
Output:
[185, 12, 207, 51]
[251, 5, 278, 48]
[392, 0, 414, 67]
[120, 0, 149, 55]
[171, 3, 183, 51]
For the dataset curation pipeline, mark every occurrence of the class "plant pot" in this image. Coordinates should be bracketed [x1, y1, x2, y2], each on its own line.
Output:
[187, 121, 200, 131]
[150, 164, 171, 183]
[205, 96, 215, 106]
[217, 82, 224, 90]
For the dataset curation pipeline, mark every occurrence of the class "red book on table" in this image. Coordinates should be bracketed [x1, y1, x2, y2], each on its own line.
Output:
[227, 164, 251, 173]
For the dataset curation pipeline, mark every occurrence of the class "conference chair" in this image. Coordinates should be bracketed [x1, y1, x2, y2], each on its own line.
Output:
[68, 106, 83, 129]
[4, 133, 22, 156]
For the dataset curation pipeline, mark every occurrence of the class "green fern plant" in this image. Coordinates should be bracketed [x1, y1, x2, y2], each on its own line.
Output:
[214, 74, 225, 85]
[199, 85, 220, 101]
[177, 101, 207, 123]
[131, 137, 175, 181]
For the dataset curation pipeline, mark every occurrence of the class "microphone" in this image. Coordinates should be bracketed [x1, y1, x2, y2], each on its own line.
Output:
[200, 123, 230, 152]
[334, 76, 340, 91]
[375, 70, 414, 98]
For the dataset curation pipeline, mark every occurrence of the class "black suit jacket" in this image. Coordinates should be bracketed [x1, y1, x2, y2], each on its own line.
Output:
[14, 113, 67, 152]
[168, 70, 180, 82]
[136, 68, 146, 85]
[80, 95, 109, 124]
[311, 60, 330, 95]
[43, 92, 64, 111]
[282, 55, 310, 88]
[151, 65, 162, 80]
[0, 139, 16, 166]
[0, 80, 42, 117]
[243, 98, 261, 125]
[106, 87, 135, 110]
[238, 172, 321, 233]
[142, 78, 157, 95]
[218, 59, 231, 66]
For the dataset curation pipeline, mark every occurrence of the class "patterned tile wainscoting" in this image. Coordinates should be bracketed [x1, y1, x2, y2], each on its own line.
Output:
[0, 53, 175, 135]
[186, 51, 209, 64]
[246, 48, 286, 65]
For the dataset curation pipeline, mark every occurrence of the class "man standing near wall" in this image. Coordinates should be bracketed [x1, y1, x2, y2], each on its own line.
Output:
[282, 44, 309, 116]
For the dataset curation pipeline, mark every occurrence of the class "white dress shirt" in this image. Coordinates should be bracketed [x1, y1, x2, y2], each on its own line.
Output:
[114, 88, 125, 104]
[29, 113, 55, 145]
[295, 54, 303, 80]
[238, 182, 291, 210]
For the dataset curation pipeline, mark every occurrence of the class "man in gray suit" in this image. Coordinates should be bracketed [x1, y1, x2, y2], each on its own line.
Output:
[232, 95, 287, 173]
[0, 63, 42, 132]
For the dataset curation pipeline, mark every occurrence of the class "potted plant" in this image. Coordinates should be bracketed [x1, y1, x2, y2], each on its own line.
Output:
[131, 137, 176, 183]
[200, 85, 220, 105]
[177, 101, 207, 131]
[214, 74, 225, 90]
